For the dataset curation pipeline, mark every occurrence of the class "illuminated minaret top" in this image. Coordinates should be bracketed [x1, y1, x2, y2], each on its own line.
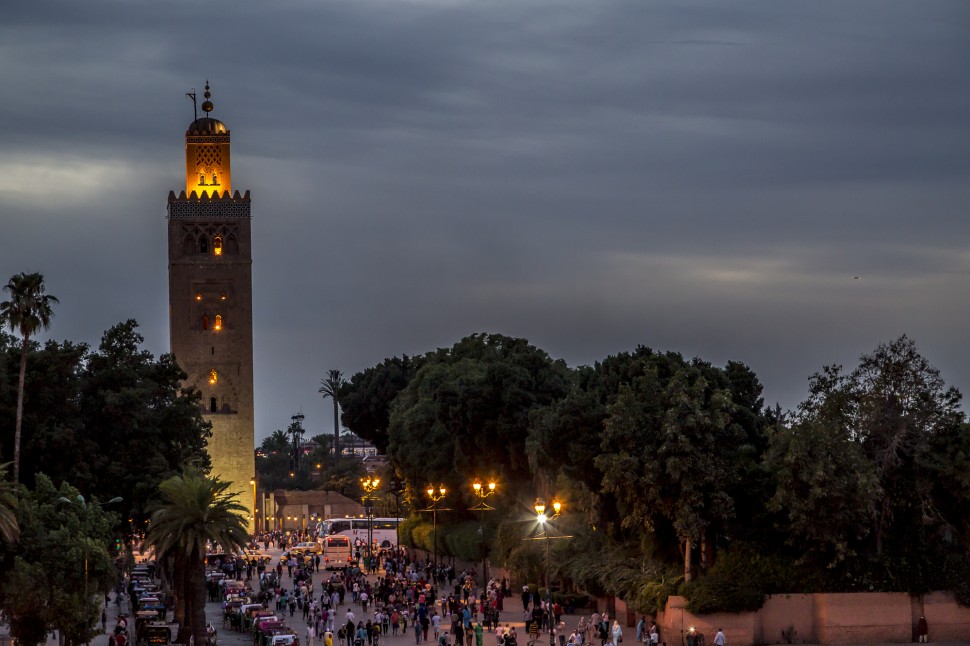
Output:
[185, 81, 232, 197]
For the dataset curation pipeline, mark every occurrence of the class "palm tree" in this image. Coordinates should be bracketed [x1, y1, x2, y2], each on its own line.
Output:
[144, 470, 248, 645]
[261, 429, 290, 453]
[319, 369, 345, 459]
[0, 272, 58, 483]
[0, 463, 18, 543]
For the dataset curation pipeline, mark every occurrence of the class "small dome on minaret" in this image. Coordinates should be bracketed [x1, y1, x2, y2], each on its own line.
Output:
[187, 81, 228, 134]
[184, 80, 232, 195]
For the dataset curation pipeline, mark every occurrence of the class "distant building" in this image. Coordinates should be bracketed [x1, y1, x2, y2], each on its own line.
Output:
[341, 433, 379, 459]
[260, 489, 363, 532]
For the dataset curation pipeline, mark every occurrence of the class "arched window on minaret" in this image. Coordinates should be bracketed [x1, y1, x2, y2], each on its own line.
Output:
[200, 173, 206, 186]
[202, 314, 209, 330]
[200, 237, 209, 254]
[183, 235, 195, 255]
[208, 369, 218, 385]
[210, 397, 218, 413]
[214, 315, 222, 331]
[212, 173, 219, 186]
[213, 236, 223, 256]
[226, 234, 239, 255]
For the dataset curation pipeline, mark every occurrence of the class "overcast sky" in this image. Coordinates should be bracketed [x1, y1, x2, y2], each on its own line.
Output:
[3, 0, 970, 442]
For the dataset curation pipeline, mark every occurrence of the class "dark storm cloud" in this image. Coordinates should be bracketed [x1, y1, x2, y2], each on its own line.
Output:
[2, 0, 970, 439]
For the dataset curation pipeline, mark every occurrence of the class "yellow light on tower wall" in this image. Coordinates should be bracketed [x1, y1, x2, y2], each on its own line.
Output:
[214, 315, 222, 331]
[208, 369, 217, 384]
[213, 236, 223, 256]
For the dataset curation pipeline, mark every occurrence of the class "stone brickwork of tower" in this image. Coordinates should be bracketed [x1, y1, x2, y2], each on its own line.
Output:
[167, 84, 255, 530]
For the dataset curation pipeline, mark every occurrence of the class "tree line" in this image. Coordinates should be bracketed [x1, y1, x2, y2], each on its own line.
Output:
[338, 332, 970, 613]
[0, 273, 248, 646]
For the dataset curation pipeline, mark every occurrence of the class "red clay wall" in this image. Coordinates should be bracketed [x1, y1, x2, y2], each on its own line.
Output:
[650, 591, 970, 645]
[921, 591, 970, 641]
[659, 596, 756, 646]
[814, 592, 911, 644]
[758, 594, 815, 644]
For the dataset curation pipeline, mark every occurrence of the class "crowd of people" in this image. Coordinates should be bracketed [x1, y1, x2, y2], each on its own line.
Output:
[213, 530, 672, 646]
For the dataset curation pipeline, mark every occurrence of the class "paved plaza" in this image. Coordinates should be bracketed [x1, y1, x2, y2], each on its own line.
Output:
[41, 545, 970, 646]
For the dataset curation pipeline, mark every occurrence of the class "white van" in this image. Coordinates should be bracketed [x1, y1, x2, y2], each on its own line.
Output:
[322, 534, 353, 570]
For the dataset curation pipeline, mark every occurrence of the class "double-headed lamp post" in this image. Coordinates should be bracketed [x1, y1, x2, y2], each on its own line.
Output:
[535, 497, 562, 646]
[361, 476, 381, 567]
[471, 480, 497, 584]
[58, 494, 123, 646]
[426, 485, 447, 575]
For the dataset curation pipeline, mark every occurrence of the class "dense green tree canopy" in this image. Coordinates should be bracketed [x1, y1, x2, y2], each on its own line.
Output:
[0, 475, 117, 646]
[772, 336, 970, 593]
[343, 334, 970, 611]
[339, 355, 422, 454]
[0, 320, 211, 530]
[385, 333, 571, 492]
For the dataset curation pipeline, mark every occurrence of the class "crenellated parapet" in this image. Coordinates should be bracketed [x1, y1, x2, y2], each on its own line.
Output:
[168, 189, 251, 202]
[167, 189, 252, 220]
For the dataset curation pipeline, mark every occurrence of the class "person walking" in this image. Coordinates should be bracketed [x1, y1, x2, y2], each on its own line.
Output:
[610, 621, 622, 646]
[714, 628, 725, 646]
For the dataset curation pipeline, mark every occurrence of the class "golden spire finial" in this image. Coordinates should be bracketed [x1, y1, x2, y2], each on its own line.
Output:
[201, 80, 214, 114]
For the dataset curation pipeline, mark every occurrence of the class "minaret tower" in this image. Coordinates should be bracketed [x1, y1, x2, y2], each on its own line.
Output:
[167, 82, 255, 529]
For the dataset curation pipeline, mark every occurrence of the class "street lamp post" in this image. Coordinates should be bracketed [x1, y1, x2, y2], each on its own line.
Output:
[250, 476, 257, 535]
[58, 494, 122, 646]
[360, 476, 381, 570]
[471, 480, 497, 584]
[535, 498, 562, 646]
[425, 485, 447, 576]
[393, 485, 403, 548]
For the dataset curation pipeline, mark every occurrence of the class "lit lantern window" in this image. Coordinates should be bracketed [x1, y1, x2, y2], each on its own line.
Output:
[209, 369, 218, 385]
[220, 292, 227, 301]
[195, 292, 202, 301]
[214, 315, 222, 331]
[213, 236, 223, 256]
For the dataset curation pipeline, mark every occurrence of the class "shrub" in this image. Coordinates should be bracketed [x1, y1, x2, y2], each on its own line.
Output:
[411, 523, 435, 553]
[682, 546, 825, 614]
[444, 521, 484, 562]
[397, 516, 422, 547]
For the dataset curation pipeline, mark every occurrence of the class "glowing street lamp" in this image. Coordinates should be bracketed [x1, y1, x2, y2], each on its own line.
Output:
[360, 477, 381, 569]
[535, 497, 563, 646]
[471, 480, 497, 583]
[425, 485, 447, 575]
